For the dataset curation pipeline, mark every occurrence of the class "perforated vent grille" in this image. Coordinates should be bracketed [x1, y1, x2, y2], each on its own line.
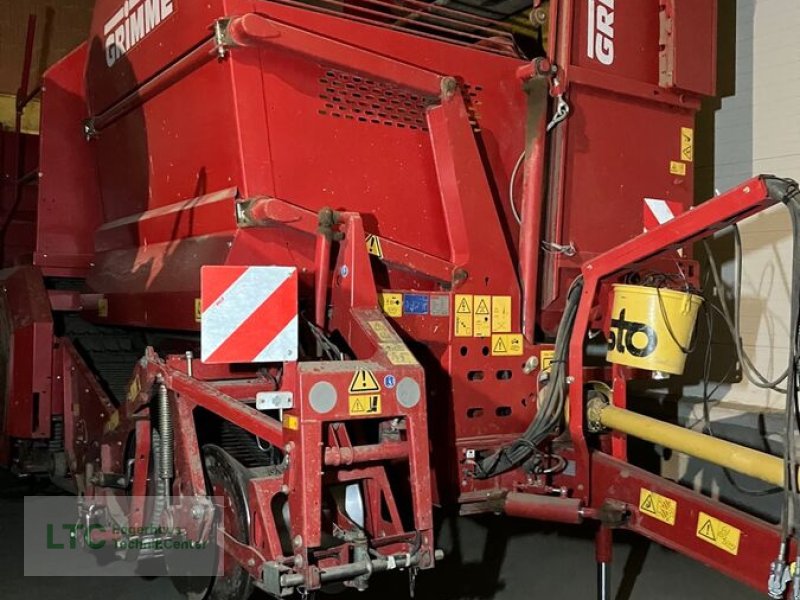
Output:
[462, 83, 484, 133]
[318, 69, 432, 131]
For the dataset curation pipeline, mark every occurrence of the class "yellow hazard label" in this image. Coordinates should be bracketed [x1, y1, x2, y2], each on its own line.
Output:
[283, 414, 299, 430]
[384, 343, 417, 365]
[379, 293, 403, 318]
[349, 394, 382, 416]
[639, 488, 677, 526]
[454, 294, 473, 337]
[491, 334, 523, 356]
[540, 349, 555, 371]
[473, 295, 491, 338]
[127, 375, 141, 403]
[103, 410, 120, 434]
[368, 320, 396, 342]
[366, 234, 384, 258]
[696, 512, 741, 555]
[669, 160, 687, 176]
[349, 369, 381, 393]
[491, 296, 512, 333]
[680, 127, 694, 162]
[194, 298, 202, 323]
[98, 298, 109, 318]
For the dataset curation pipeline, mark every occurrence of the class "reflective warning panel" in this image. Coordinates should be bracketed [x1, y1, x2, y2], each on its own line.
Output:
[696, 511, 741, 556]
[200, 266, 298, 364]
[638, 488, 677, 526]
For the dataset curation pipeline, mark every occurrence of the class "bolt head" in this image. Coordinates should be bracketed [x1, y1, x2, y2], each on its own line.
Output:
[293, 535, 303, 548]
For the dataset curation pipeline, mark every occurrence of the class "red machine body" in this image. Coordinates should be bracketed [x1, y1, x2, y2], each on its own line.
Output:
[2, 0, 796, 598]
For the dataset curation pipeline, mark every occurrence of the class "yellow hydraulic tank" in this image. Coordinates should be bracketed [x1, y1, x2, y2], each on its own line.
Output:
[606, 284, 703, 375]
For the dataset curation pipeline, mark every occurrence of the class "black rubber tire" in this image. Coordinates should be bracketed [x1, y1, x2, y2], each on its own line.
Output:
[168, 445, 254, 600]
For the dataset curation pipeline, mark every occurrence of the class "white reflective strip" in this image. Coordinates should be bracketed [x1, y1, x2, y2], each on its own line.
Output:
[104, 7, 125, 35]
[252, 315, 298, 362]
[201, 267, 294, 361]
[644, 198, 676, 225]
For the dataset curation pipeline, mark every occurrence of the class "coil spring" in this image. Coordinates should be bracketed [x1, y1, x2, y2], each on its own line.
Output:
[158, 383, 173, 481]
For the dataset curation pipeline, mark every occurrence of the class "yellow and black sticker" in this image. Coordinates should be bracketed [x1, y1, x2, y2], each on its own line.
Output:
[680, 127, 694, 162]
[283, 414, 299, 430]
[491, 334, 523, 356]
[669, 160, 687, 176]
[349, 369, 381, 394]
[366, 234, 384, 258]
[103, 410, 120, 434]
[639, 488, 677, 526]
[194, 298, 202, 323]
[455, 294, 473, 337]
[98, 298, 109, 318]
[379, 293, 403, 318]
[474, 295, 491, 338]
[540, 349, 555, 371]
[349, 394, 381, 416]
[383, 343, 417, 366]
[491, 296, 512, 333]
[696, 511, 741, 555]
[368, 320, 396, 342]
[127, 375, 141, 403]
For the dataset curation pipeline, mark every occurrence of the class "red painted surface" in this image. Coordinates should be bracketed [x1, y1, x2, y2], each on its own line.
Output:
[4, 0, 794, 596]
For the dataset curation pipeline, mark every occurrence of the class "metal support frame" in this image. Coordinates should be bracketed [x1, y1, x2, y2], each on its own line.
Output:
[567, 176, 792, 594]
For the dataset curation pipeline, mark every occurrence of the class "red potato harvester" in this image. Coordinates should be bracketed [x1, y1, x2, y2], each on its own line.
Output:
[2, 0, 800, 598]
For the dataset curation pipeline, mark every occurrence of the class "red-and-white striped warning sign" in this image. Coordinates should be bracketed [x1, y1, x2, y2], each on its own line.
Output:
[643, 198, 683, 232]
[200, 266, 298, 364]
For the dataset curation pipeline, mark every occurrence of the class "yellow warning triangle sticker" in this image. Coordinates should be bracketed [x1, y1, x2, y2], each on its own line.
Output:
[698, 519, 716, 541]
[640, 494, 656, 515]
[493, 337, 507, 353]
[457, 299, 471, 314]
[352, 398, 365, 412]
[475, 299, 490, 315]
[349, 369, 381, 393]
[366, 235, 383, 258]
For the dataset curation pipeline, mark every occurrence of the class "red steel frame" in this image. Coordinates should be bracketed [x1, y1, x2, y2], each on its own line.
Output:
[2, 0, 796, 596]
[571, 176, 793, 592]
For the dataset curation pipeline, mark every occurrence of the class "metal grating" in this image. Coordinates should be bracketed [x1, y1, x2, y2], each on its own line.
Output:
[268, 0, 520, 58]
[317, 69, 432, 131]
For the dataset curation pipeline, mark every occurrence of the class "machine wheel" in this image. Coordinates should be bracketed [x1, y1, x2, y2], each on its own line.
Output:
[169, 444, 254, 600]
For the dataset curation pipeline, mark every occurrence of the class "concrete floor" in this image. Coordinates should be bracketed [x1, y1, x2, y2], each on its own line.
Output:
[1, 471, 763, 600]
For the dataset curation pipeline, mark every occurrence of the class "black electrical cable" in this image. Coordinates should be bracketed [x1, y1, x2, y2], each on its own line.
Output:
[474, 276, 584, 479]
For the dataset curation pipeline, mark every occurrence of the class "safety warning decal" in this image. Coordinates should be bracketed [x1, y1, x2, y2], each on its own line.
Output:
[349, 369, 381, 394]
[379, 293, 403, 317]
[368, 320, 396, 342]
[639, 488, 677, 526]
[366, 234, 383, 258]
[194, 298, 201, 323]
[680, 127, 694, 162]
[283, 414, 299, 430]
[349, 394, 382, 416]
[383, 344, 417, 366]
[491, 334, 523, 356]
[540, 349, 555, 371]
[98, 298, 109, 318]
[669, 160, 687, 176]
[474, 295, 491, 338]
[455, 294, 473, 337]
[492, 296, 512, 333]
[696, 511, 741, 555]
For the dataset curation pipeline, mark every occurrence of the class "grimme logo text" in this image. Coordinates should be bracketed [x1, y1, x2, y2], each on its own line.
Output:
[104, 0, 175, 67]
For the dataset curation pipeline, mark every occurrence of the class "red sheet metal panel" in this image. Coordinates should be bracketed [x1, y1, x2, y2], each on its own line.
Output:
[35, 44, 103, 276]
